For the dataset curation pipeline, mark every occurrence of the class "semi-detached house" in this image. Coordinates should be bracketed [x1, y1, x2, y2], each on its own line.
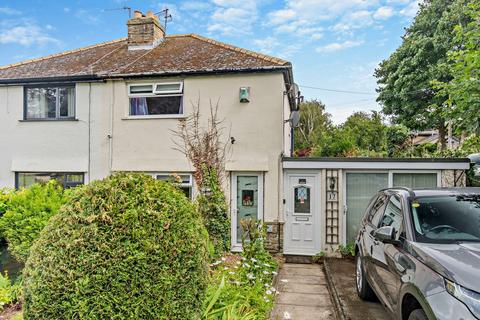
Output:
[0, 11, 297, 252]
[0, 11, 470, 255]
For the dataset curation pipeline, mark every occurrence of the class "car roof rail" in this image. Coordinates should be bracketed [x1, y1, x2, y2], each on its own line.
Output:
[380, 186, 415, 197]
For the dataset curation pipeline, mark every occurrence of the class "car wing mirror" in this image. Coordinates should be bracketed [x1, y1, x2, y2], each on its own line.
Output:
[374, 226, 397, 244]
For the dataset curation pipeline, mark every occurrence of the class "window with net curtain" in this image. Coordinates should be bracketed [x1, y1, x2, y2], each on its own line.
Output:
[129, 83, 183, 116]
[393, 173, 438, 188]
[25, 86, 75, 120]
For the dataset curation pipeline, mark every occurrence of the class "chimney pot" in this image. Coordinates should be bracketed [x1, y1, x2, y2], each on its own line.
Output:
[127, 9, 165, 50]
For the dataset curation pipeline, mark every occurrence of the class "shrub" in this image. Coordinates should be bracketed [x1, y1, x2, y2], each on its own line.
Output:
[23, 173, 209, 319]
[197, 167, 230, 255]
[0, 181, 66, 263]
[0, 272, 21, 311]
[203, 220, 278, 320]
[337, 243, 355, 258]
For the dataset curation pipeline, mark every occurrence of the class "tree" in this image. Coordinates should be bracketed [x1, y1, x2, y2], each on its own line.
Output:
[311, 111, 388, 157]
[434, 0, 480, 134]
[294, 99, 332, 155]
[375, 0, 467, 150]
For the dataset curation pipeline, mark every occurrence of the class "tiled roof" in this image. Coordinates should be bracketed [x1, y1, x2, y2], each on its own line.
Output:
[0, 34, 291, 82]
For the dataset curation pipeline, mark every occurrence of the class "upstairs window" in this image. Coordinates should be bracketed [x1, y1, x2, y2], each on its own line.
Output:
[25, 85, 75, 120]
[128, 82, 183, 117]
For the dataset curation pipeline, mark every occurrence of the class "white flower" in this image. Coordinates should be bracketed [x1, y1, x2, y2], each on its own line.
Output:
[224, 267, 229, 270]
[264, 297, 270, 302]
[229, 271, 235, 275]
[246, 273, 255, 280]
[272, 271, 278, 275]
[263, 270, 270, 275]
[264, 283, 270, 288]
[266, 289, 272, 295]
[243, 262, 250, 268]
[263, 263, 271, 267]
[271, 287, 277, 292]
[283, 311, 292, 319]
[232, 280, 241, 286]
[221, 257, 226, 261]
[251, 258, 257, 262]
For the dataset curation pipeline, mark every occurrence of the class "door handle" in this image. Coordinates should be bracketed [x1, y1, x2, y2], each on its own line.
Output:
[394, 261, 406, 273]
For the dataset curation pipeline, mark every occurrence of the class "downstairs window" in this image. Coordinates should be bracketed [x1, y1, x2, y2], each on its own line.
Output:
[16, 172, 84, 189]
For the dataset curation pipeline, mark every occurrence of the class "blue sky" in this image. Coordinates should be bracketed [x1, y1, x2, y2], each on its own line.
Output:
[0, 0, 418, 123]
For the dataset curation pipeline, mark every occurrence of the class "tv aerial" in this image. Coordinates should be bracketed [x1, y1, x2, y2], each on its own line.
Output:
[156, 8, 172, 32]
[105, 6, 132, 18]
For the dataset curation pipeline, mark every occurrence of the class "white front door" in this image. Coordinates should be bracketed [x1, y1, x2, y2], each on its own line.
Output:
[284, 174, 320, 255]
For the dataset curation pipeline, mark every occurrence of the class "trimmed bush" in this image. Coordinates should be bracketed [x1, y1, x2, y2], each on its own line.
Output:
[0, 181, 66, 263]
[23, 173, 209, 319]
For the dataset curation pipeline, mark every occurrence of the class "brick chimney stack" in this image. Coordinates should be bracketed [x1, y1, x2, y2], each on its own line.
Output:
[127, 10, 165, 50]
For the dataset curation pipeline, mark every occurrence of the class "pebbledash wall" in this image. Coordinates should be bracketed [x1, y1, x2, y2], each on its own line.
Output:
[0, 72, 292, 248]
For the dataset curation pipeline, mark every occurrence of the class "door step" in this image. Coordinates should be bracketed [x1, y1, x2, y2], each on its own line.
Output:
[284, 255, 313, 264]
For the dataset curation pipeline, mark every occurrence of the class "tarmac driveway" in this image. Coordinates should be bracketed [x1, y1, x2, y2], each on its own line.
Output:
[324, 258, 390, 320]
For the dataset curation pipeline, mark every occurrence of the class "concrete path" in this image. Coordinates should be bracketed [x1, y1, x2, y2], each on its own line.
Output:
[324, 258, 389, 320]
[271, 263, 335, 320]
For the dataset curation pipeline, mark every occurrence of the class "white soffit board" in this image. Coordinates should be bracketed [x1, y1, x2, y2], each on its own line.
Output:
[283, 160, 470, 170]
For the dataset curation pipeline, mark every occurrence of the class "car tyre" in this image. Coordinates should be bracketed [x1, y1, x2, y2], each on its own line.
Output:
[355, 253, 376, 301]
[408, 309, 427, 320]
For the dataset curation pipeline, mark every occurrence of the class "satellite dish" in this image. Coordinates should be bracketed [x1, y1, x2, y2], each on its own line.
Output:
[292, 83, 299, 97]
[291, 110, 300, 127]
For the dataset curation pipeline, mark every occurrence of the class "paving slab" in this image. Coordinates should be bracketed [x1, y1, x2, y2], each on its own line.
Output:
[271, 263, 335, 320]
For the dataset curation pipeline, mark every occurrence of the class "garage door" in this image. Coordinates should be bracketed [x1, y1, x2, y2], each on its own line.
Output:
[346, 173, 388, 243]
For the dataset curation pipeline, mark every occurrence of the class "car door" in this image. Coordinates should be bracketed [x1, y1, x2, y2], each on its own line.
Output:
[360, 193, 389, 300]
[372, 194, 406, 313]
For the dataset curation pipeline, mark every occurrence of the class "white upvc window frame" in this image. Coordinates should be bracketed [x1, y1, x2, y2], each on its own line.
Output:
[151, 172, 194, 199]
[388, 170, 441, 188]
[126, 82, 184, 119]
[342, 169, 441, 245]
[231, 172, 264, 252]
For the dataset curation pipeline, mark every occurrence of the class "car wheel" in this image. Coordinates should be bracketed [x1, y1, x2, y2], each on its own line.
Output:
[408, 309, 427, 320]
[355, 253, 376, 301]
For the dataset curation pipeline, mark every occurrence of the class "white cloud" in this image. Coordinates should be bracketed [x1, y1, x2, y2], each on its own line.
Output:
[207, 0, 258, 35]
[399, 0, 419, 17]
[75, 9, 101, 25]
[316, 40, 364, 53]
[373, 6, 394, 19]
[0, 7, 21, 15]
[0, 22, 60, 46]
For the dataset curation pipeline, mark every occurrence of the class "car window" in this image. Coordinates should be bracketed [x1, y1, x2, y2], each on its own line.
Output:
[379, 195, 403, 239]
[367, 195, 388, 227]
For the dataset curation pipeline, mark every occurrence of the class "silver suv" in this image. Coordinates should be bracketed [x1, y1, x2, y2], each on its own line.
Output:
[355, 187, 480, 320]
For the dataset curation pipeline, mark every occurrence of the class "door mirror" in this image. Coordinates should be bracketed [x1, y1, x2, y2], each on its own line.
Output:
[374, 226, 396, 244]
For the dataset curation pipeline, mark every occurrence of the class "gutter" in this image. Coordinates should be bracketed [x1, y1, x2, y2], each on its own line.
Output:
[0, 75, 105, 86]
[0, 66, 291, 85]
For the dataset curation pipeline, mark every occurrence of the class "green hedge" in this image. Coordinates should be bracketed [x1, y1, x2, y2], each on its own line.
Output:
[0, 181, 65, 263]
[23, 173, 209, 319]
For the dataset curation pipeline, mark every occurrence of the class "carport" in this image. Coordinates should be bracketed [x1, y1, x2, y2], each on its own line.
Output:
[281, 157, 471, 255]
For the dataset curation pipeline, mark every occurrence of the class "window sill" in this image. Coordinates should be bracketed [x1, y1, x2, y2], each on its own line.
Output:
[122, 115, 186, 120]
[19, 118, 78, 122]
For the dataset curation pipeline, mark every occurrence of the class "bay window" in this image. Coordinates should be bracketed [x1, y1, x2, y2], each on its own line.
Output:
[24, 85, 75, 120]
